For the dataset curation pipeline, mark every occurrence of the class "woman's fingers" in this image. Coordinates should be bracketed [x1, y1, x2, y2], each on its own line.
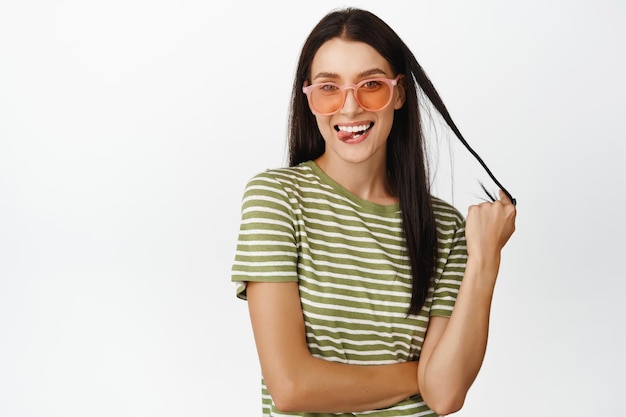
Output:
[498, 189, 512, 205]
[465, 190, 517, 258]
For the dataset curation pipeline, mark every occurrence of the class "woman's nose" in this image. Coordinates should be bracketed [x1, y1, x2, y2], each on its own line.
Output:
[340, 87, 362, 115]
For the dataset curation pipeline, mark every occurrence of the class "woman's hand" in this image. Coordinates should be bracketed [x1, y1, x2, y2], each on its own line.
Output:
[465, 190, 517, 262]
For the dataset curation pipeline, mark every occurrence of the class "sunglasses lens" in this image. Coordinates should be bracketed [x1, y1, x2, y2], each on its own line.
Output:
[310, 87, 345, 114]
[356, 80, 392, 111]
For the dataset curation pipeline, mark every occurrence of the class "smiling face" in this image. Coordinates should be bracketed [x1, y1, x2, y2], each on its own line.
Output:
[308, 38, 405, 170]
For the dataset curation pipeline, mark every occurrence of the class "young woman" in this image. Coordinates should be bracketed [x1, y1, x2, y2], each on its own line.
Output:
[231, 7, 516, 417]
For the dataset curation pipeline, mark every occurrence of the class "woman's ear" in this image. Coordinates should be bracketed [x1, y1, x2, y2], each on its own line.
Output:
[394, 76, 406, 110]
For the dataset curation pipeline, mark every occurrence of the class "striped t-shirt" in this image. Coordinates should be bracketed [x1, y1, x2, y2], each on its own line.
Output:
[232, 160, 467, 417]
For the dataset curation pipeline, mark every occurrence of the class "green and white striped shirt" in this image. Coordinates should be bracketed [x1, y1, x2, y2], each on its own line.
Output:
[232, 160, 467, 417]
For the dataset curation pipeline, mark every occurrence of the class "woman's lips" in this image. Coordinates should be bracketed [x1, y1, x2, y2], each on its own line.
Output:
[336, 122, 373, 143]
[337, 128, 371, 144]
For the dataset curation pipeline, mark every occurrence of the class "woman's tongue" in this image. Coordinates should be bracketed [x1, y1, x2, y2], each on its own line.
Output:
[337, 129, 359, 141]
[337, 125, 370, 141]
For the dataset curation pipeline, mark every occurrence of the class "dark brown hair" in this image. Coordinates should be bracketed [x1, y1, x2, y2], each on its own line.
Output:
[288, 7, 514, 314]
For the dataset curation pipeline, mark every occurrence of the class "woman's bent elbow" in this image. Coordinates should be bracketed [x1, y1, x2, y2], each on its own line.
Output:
[427, 396, 465, 416]
[267, 378, 308, 413]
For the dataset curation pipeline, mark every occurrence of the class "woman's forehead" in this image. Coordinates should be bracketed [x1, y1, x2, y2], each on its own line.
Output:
[310, 38, 393, 80]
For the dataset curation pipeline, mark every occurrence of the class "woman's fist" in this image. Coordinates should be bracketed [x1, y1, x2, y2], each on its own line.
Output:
[465, 190, 517, 261]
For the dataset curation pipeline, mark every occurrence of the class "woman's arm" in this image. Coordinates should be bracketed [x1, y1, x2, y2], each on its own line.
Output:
[247, 280, 420, 413]
[418, 191, 517, 415]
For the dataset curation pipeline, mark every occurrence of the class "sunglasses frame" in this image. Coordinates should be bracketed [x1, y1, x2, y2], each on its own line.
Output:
[303, 74, 403, 115]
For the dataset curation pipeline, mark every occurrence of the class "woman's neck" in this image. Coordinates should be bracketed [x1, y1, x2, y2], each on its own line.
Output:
[314, 154, 398, 205]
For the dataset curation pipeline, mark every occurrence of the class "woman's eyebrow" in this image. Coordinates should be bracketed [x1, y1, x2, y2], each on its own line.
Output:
[358, 68, 388, 78]
[312, 68, 389, 82]
[311, 71, 339, 81]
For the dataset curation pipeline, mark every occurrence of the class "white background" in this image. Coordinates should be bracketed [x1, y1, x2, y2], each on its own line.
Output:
[1, 0, 625, 416]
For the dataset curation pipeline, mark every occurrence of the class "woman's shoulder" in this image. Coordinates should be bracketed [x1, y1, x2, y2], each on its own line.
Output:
[431, 195, 466, 227]
[241, 161, 321, 201]
[245, 161, 316, 188]
[248, 162, 312, 181]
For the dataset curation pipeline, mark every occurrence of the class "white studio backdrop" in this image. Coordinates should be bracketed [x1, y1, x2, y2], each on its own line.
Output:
[1, 0, 624, 416]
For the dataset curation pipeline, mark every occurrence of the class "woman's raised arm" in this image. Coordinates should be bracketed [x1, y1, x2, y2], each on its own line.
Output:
[417, 190, 517, 415]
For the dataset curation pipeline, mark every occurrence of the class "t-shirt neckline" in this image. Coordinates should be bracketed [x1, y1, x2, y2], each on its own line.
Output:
[304, 160, 401, 214]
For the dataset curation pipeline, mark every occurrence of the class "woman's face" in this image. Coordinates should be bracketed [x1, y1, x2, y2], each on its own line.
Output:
[308, 38, 405, 168]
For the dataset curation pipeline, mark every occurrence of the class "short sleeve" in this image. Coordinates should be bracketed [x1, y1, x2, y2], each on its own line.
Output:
[230, 172, 299, 300]
[430, 218, 467, 317]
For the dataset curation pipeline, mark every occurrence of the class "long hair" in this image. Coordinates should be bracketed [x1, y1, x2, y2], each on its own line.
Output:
[287, 8, 512, 315]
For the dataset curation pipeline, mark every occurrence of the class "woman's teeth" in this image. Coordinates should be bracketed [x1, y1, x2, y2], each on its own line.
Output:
[337, 124, 370, 133]
[336, 123, 373, 139]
